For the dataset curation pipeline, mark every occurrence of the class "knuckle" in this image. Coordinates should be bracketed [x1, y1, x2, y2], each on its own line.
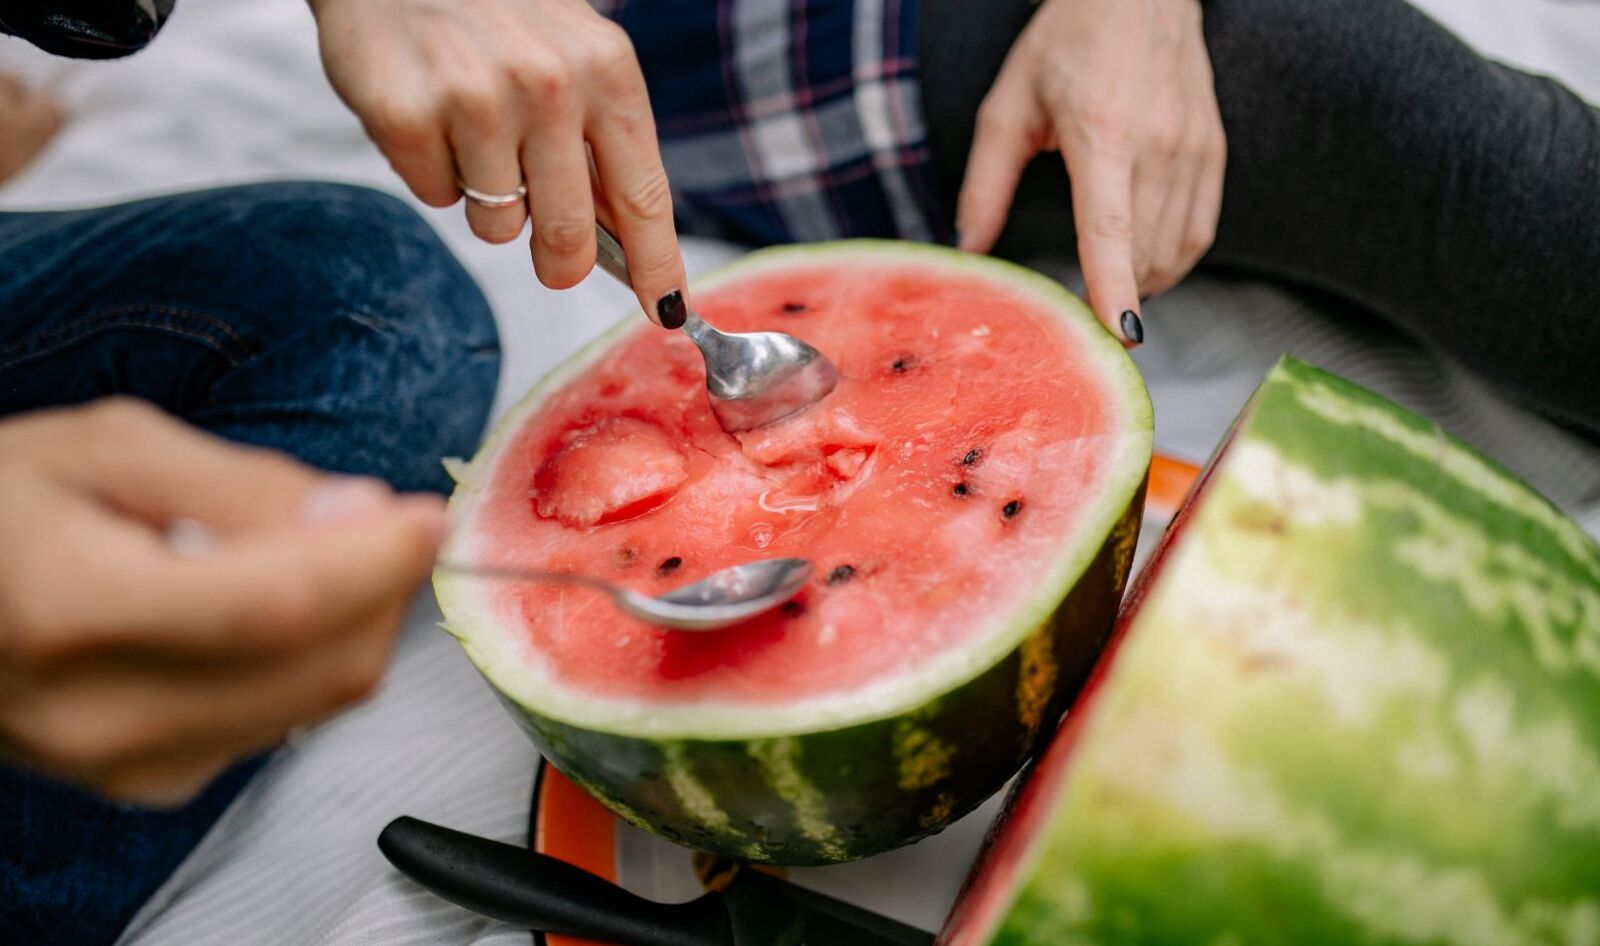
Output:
[583, 23, 639, 86]
[248, 571, 321, 641]
[973, 97, 1016, 136]
[1185, 219, 1218, 258]
[365, 103, 435, 151]
[614, 171, 673, 224]
[534, 215, 594, 258]
[81, 396, 161, 442]
[510, 59, 572, 110]
[334, 641, 389, 706]
[445, 79, 504, 133]
[1086, 209, 1133, 243]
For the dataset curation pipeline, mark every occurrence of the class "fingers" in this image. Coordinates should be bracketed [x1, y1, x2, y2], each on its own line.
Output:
[38, 399, 327, 532]
[0, 595, 409, 807]
[2, 475, 443, 668]
[449, 62, 530, 244]
[955, 80, 1041, 255]
[366, 95, 461, 209]
[585, 72, 684, 324]
[1060, 136, 1143, 344]
[521, 116, 597, 290]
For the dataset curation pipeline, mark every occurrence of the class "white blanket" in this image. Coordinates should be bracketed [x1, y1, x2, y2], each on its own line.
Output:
[2, 1, 1597, 943]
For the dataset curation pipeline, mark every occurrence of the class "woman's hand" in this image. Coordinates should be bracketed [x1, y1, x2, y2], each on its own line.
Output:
[956, 0, 1225, 341]
[0, 74, 62, 186]
[310, 0, 688, 325]
[0, 400, 446, 806]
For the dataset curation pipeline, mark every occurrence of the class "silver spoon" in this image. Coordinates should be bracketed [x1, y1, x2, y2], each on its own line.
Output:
[435, 557, 813, 632]
[593, 224, 839, 432]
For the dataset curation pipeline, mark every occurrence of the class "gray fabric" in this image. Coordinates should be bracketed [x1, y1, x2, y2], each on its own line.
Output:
[919, 0, 1600, 440]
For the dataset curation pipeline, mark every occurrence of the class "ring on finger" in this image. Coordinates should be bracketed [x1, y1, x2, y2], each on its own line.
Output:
[460, 182, 528, 209]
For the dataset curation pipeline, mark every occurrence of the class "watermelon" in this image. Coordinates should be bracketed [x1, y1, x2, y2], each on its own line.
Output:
[938, 357, 1600, 945]
[436, 241, 1152, 864]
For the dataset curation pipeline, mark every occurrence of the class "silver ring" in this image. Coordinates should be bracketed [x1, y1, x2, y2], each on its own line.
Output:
[461, 182, 528, 209]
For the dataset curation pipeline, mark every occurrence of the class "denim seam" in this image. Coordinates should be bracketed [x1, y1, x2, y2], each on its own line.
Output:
[0, 306, 257, 373]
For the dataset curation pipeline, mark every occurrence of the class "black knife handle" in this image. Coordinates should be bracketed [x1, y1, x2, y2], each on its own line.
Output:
[378, 816, 732, 946]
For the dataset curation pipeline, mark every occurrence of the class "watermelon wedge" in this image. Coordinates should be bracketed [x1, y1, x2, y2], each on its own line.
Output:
[938, 357, 1600, 945]
[436, 242, 1152, 864]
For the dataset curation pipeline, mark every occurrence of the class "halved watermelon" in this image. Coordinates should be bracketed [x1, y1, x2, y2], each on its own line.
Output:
[436, 242, 1152, 864]
[938, 357, 1600, 944]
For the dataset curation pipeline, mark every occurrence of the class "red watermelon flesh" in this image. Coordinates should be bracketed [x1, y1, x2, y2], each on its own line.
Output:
[465, 262, 1129, 706]
[439, 243, 1151, 864]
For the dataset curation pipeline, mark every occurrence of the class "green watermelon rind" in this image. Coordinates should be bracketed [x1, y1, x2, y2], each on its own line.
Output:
[436, 240, 1152, 741]
[951, 356, 1600, 943]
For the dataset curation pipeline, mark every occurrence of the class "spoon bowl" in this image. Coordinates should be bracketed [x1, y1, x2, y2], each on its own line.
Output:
[435, 557, 813, 632]
[593, 224, 839, 432]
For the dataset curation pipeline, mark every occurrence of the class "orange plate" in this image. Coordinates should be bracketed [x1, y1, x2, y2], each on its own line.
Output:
[529, 454, 1201, 946]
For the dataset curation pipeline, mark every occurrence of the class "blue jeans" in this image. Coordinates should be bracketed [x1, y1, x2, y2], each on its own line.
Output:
[0, 182, 501, 945]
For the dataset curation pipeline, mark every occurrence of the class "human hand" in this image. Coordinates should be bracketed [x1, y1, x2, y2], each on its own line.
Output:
[310, 0, 689, 326]
[956, 0, 1226, 342]
[0, 74, 62, 186]
[0, 400, 446, 806]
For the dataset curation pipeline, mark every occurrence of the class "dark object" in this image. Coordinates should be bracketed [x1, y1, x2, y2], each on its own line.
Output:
[1002, 499, 1023, 519]
[952, 482, 970, 497]
[1119, 309, 1144, 345]
[657, 289, 688, 329]
[658, 556, 684, 575]
[961, 449, 981, 466]
[377, 816, 936, 946]
[826, 564, 856, 584]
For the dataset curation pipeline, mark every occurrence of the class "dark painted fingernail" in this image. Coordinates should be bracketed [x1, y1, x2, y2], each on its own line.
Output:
[1120, 309, 1144, 346]
[657, 289, 686, 329]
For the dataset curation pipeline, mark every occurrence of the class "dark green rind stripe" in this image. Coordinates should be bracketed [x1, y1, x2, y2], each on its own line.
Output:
[497, 494, 1143, 865]
[971, 358, 1600, 945]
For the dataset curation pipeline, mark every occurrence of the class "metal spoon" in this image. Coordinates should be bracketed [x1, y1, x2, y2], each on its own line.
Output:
[593, 224, 839, 432]
[436, 557, 813, 632]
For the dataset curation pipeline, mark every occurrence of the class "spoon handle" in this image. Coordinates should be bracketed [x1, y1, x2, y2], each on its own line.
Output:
[593, 223, 633, 288]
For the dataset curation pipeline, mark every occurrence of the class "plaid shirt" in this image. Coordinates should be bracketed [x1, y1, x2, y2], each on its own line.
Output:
[596, 0, 948, 246]
[3, 0, 948, 245]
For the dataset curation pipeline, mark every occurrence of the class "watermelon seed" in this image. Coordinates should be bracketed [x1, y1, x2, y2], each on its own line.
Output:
[962, 448, 981, 466]
[826, 564, 856, 585]
[891, 355, 915, 373]
[781, 600, 806, 617]
[1002, 499, 1023, 519]
[952, 482, 970, 497]
[617, 547, 638, 567]
[657, 556, 683, 576]
[780, 301, 808, 314]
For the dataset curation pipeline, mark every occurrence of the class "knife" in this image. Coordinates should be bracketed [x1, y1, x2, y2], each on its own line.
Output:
[378, 816, 936, 946]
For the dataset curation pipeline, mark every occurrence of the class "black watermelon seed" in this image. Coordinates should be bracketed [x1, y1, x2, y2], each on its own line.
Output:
[891, 355, 915, 373]
[962, 448, 982, 466]
[780, 301, 808, 314]
[826, 564, 856, 585]
[952, 482, 970, 497]
[781, 600, 806, 617]
[657, 556, 683, 575]
[1002, 499, 1023, 519]
[617, 547, 638, 566]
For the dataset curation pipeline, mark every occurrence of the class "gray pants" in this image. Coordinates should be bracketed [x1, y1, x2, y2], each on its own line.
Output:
[919, 0, 1600, 436]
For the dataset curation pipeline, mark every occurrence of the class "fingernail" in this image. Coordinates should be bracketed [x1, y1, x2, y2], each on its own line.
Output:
[1120, 309, 1144, 346]
[299, 477, 391, 524]
[656, 289, 687, 330]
